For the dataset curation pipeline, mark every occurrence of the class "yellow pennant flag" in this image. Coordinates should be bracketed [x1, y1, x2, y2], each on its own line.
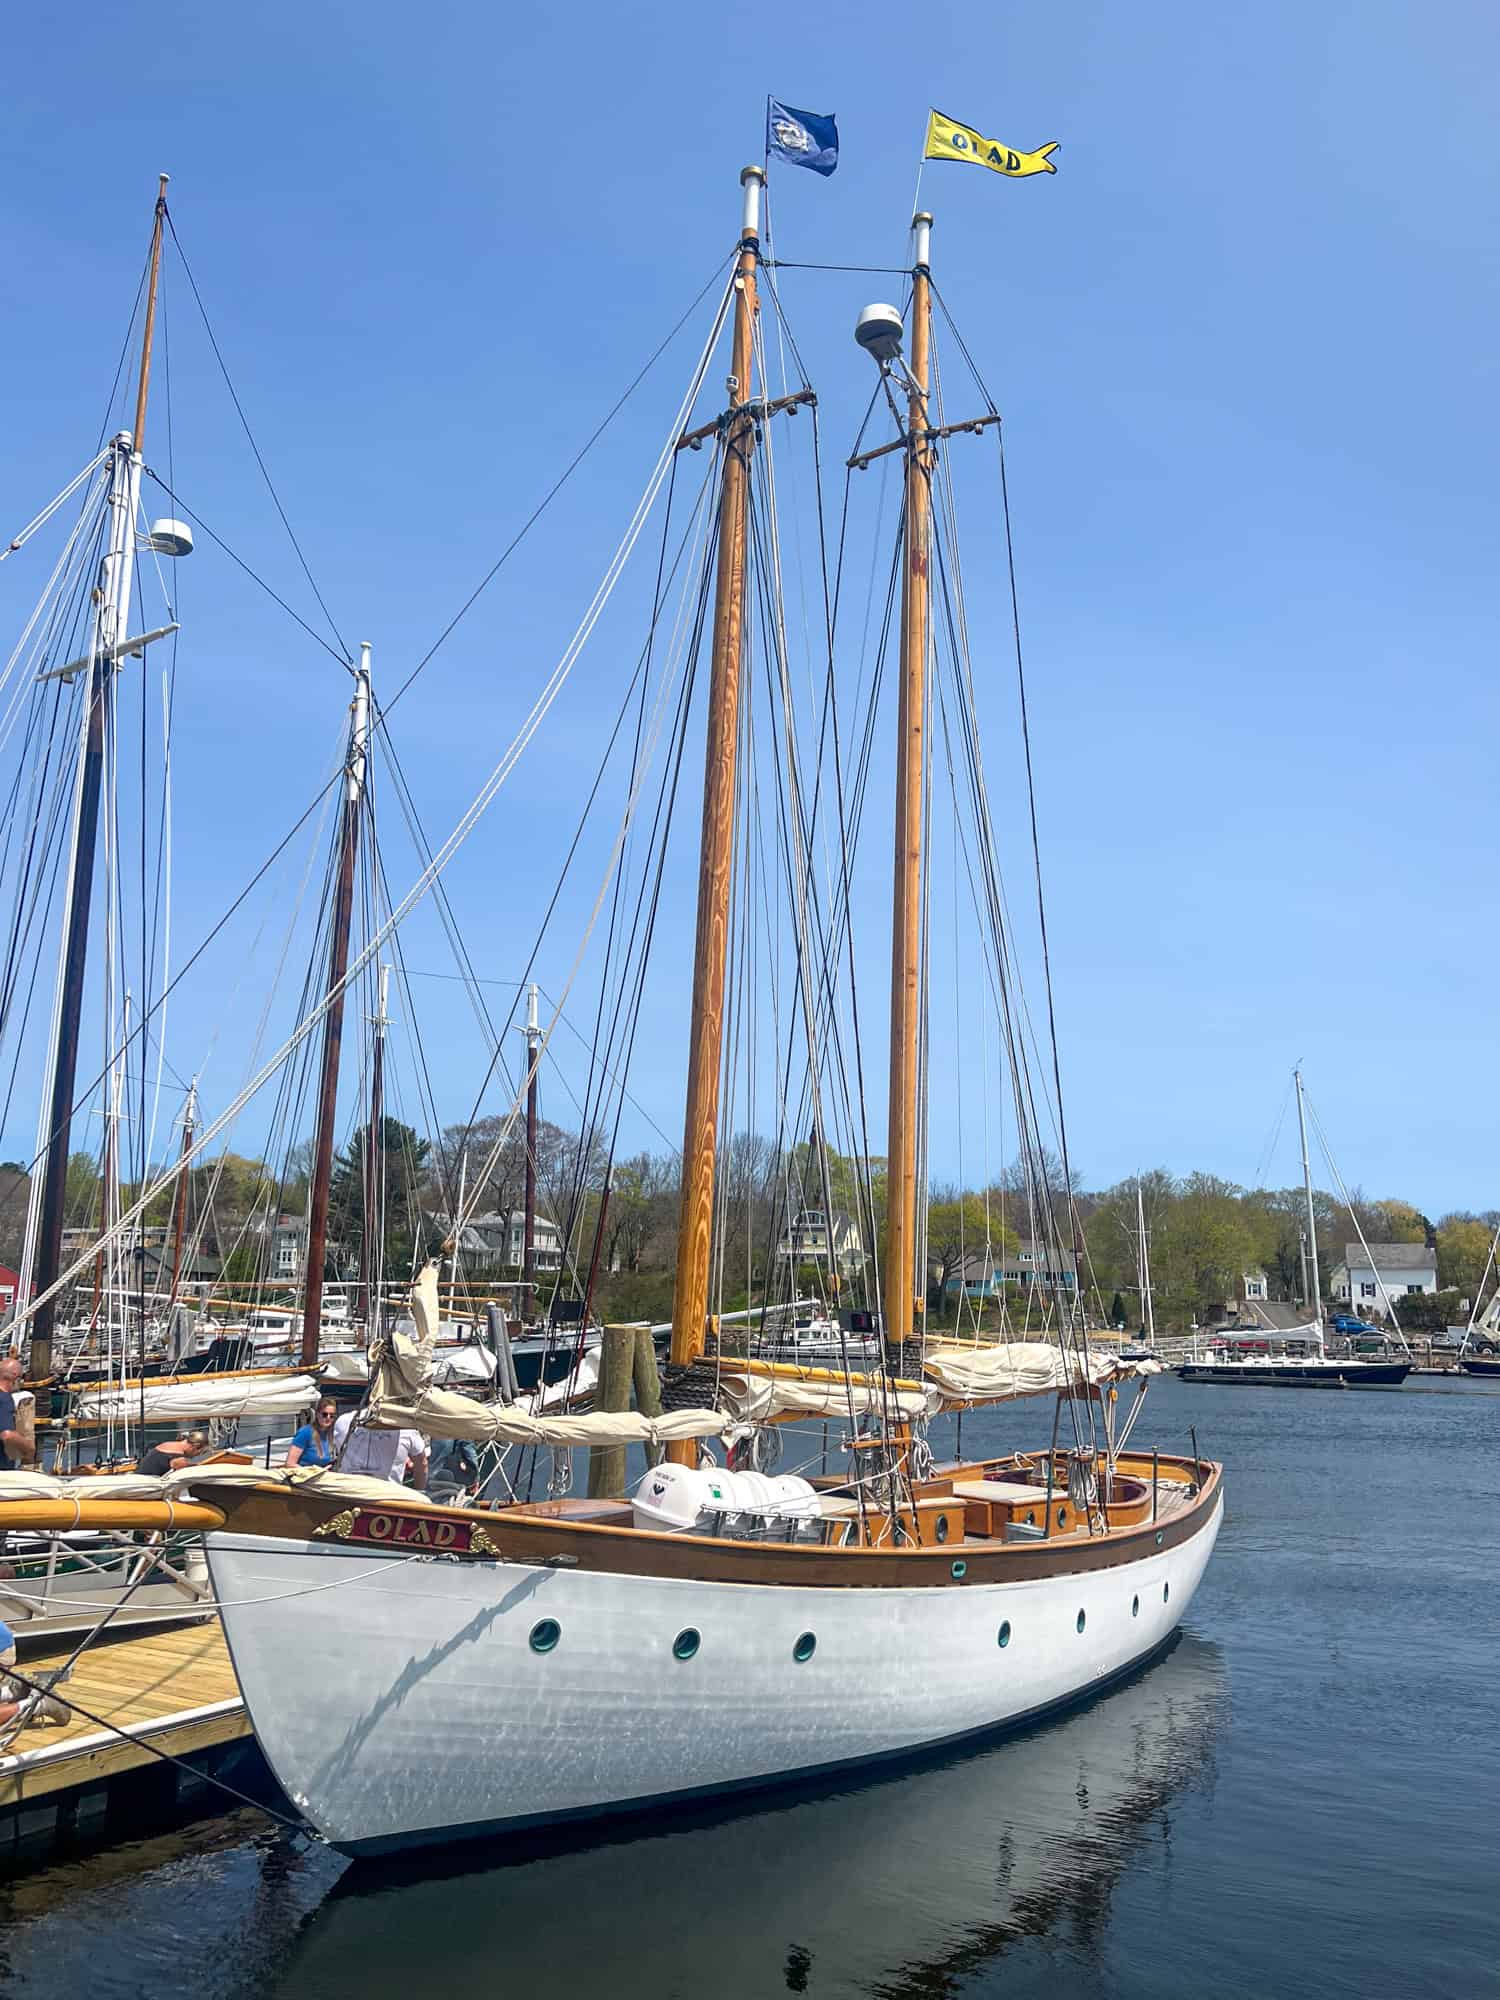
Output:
[923, 109, 1059, 179]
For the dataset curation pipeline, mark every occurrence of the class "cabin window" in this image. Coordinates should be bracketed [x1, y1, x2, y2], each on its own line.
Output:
[792, 1632, 817, 1663]
[673, 1628, 700, 1662]
[1076, 1609, 1086, 1634]
[934, 1514, 949, 1543]
[1058, 1507, 1068, 1527]
[998, 1620, 1012, 1648]
[529, 1619, 561, 1654]
[950, 1559, 967, 1579]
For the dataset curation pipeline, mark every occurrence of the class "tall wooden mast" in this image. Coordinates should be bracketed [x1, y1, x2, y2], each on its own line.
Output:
[30, 175, 169, 1380]
[883, 212, 935, 1354]
[665, 166, 764, 1455]
[300, 647, 370, 1366]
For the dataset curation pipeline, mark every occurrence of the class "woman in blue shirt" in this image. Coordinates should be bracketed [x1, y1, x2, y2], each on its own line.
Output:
[286, 1396, 339, 1469]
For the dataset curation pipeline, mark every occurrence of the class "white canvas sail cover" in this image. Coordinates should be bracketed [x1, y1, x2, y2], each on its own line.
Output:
[71, 1372, 322, 1423]
[920, 1342, 1155, 1405]
[360, 1264, 725, 1449]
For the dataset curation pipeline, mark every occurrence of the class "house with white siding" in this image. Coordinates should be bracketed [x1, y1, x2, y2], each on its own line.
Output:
[1328, 1241, 1437, 1317]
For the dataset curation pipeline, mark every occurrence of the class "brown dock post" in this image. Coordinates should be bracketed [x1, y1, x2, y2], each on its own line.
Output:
[632, 1326, 664, 1469]
[586, 1324, 635, 1498]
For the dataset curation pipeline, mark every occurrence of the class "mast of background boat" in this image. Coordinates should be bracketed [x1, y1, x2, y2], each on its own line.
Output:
[30, 176, 169, 1382]
[300, 648, 370, 1367]
[360, 963, 390, 1333]
[884, 211, 935, 1360]
[521, 980, 541, 1322]
[167, 1078, 198, 1306]
[664, 166, 764, 1462]
[1136, 1178, 1156, 1346]
[1294, 1066, 1323, 1349]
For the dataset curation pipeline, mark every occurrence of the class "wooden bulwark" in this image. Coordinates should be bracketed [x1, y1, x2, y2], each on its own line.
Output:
[0, 1621, 246, 1808]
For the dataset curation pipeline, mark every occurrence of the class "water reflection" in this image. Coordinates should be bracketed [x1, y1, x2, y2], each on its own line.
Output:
[290, 1632, 1228, 1998]
[0, 1635, 1225, 1999]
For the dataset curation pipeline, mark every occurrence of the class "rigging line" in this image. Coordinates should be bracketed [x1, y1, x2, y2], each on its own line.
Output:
[763, 261, 911, 274]
[93, 250, 152, 453]
[164, 211, 350, 664]
[14, 264, 737, 1325]
[0, 767, 344, 1252]
[380, 256, 735, 721]
[138, 471, 350, 670]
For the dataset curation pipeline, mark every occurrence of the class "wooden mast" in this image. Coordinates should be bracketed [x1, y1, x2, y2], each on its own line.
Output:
[300, 647, 370, 1367]
[521, 980, 541, 1321]
[664, 166, 764, 1459]
[883, 212, 935, 1355]
[30, 176, 169, 1381]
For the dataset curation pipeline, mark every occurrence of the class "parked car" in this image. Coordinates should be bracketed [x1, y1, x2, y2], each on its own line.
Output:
[1331, 1314, 1378, 1335]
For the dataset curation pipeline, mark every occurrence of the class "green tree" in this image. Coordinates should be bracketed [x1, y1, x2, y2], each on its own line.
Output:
[1436, 1217, 1495, 1295]
[328, 1118, 433, 1279]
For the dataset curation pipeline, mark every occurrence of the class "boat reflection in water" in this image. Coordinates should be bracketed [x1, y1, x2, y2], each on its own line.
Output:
[292, 1632, 1227, 1996]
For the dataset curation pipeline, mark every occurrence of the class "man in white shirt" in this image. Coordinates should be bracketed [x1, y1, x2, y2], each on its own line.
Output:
[332, 1412, 429, 1489]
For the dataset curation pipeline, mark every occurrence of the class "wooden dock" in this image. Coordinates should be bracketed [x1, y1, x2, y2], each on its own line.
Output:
[0, 1621, 251, 1853]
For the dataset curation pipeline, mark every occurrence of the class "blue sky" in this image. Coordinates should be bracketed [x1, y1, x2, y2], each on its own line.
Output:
[2, 0, 1495, 1215]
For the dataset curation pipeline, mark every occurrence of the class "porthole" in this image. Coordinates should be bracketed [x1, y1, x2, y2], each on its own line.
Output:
[1058, 1507, 1068, 1527]
[1155, 1531, 1164, 1547]
[998, 1620, 1012, 1648]
[935, 1513, 949, 1544]
[1131, 1594, 1140, 1618]
[1163, 1581, 1170, 1604]
[951, 1559, 967, 1580]
[792, 1631, 817, 1663]
[672, 1628, 700, 1661]
[1025, 1511, 1036, 1525]
[1076, 1608, 1087, 1634]
[529, 1618, 561, 1654]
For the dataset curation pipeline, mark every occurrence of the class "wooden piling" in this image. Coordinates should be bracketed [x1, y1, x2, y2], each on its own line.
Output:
[586, 1324, 635, 1498]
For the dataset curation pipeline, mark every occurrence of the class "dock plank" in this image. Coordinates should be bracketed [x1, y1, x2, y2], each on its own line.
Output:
[0, 1620, 247, 1806]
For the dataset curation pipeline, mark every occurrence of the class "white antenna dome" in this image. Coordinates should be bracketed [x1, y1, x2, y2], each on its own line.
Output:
[143, 519, 194, 558]
[854, 303, 904, 365]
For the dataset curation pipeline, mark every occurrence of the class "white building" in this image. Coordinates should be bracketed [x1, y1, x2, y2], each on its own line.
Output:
[778, 1208, 867, 1280]
[1328, 1241, 1438, 1317]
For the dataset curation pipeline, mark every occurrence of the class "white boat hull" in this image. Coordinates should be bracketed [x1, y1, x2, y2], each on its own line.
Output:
[207, 1492, 1222, 1855]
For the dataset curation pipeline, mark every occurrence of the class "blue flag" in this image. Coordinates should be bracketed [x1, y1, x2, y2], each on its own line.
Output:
[766, 98, 839, 176]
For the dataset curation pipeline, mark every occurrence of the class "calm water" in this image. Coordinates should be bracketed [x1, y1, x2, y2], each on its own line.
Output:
[2, 1374, 1498, 1999]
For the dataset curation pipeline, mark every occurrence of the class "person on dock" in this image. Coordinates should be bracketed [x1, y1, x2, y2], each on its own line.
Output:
[136, 1430, 212, 1477]
[332, 1411, 429, 1489]
[286, 1397, 339, 1469]
[0, 1355, 35, 1470]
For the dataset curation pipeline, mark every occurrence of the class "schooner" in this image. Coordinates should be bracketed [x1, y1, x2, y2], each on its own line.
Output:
[3, 155, 1223, 1853]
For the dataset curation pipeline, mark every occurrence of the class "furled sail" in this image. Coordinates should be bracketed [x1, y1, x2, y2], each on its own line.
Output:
[71, 1372, 322, 1423]
[921, 1342, 1157, 1405]
[360, 1264, 725, 1449]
